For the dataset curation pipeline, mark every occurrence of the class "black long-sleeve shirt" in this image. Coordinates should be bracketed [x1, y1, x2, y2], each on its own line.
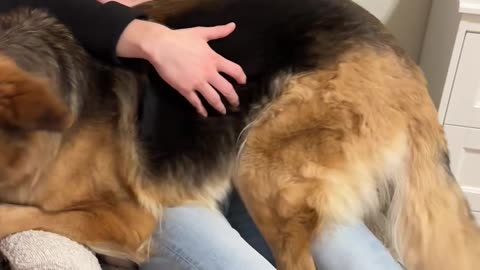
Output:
[0, 0, 146, 63]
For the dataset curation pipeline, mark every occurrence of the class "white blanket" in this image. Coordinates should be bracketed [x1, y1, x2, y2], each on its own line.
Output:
[0, 230, 101, 270]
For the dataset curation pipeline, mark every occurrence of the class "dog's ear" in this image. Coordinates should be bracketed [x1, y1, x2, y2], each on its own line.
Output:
[0, 58, 73, 132]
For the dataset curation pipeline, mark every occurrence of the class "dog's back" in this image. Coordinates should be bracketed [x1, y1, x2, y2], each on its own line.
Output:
[136, 0, 401, 185]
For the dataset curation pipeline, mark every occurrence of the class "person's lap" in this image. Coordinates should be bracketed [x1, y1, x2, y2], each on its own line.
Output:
[0, 191, 402, 270]
[140, 190, 403, 270]
[311, 224, 403, 270]
[140, 205, 275, 270]
[0, 191, 273, 270]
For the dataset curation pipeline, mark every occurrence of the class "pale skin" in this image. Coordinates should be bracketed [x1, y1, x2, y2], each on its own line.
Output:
[99, 0, 247, 117]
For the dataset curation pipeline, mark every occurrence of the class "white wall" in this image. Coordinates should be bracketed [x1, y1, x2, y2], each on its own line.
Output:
[419, 0, 461, 108]
[353, 0, 432, 62]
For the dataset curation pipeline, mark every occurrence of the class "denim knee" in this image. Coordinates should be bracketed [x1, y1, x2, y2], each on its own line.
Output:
[311, 223, 403, 270]
[140, 206, 275, 270]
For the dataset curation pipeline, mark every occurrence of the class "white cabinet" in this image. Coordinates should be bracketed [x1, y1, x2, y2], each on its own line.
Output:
[420, 0, 480, 221]
[444, 33, 480, 128]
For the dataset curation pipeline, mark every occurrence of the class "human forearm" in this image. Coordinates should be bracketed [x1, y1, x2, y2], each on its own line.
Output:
[0, 0, 145, 62]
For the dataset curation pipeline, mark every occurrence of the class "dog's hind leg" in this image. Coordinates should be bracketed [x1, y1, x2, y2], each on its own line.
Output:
[235, 70, 389, 270]
[235, 168, 317, 270]
[236, 139, 382, 270]
[0, 201, 157, 264]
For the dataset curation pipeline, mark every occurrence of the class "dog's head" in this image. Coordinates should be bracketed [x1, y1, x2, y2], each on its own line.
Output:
[0, 57, 73, 188]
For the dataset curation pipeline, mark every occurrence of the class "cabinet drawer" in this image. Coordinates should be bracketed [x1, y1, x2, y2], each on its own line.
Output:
[474, 212, 480, 225]
[444, 32, 480, 128]
[444, 124, 480, 212]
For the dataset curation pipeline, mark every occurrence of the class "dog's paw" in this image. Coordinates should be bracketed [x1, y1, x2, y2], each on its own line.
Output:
[0, 57, 73, 132]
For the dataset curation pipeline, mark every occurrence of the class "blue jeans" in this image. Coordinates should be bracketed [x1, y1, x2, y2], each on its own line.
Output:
[140, 192, 402, 270]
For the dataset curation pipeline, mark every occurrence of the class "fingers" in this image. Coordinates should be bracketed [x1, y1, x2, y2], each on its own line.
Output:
[216, 54, 247, 84]
[199, 22, 236, 40]
[197, 82, 226, 115]
[208, 74, 239, 107]
[183, 91, 208, 117]
[145, 21, 246, 117]
[181, 74, 239, 117]
[181, 79, 234, 117]
[98, 0, 151, 7]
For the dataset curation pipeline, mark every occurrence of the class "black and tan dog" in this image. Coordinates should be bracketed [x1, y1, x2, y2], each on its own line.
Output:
[0, 0, 478, 269]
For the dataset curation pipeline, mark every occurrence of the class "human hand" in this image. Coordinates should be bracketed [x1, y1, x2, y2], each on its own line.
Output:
[116, 19, 246, 117]
[97, 0, 151, 7]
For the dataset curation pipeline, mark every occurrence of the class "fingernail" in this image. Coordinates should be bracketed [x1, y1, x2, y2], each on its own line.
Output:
[199, 109, 208, 118]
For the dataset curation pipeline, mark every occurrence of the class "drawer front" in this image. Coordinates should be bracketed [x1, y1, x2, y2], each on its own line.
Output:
[444, 32, 480, 128]
[444, 124, 480, 212]
[474, 212, 480, 225]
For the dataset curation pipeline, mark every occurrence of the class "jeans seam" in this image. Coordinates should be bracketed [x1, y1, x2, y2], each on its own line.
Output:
[158, 241, 202, 270]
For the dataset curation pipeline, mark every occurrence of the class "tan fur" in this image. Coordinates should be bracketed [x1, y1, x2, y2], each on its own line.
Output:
[0, 118, 157, 262]
[0, 57, 73, 132]
[0, 64, 231, 262]
[138, 0, 214, 21]
[235, 46, 480, 270]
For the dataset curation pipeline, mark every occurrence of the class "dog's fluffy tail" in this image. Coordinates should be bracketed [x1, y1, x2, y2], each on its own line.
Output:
[387, 135, 480, 270]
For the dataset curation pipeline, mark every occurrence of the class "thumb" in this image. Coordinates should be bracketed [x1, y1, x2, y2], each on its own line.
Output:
[199, 22, 236, 40]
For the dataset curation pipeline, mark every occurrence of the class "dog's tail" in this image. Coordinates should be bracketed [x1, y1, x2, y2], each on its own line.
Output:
[387, 131, 480, 270]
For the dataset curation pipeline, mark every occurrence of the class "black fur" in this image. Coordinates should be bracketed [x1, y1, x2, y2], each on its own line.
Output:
[137, 0, 398, 186]
[441, 150, 455, 179]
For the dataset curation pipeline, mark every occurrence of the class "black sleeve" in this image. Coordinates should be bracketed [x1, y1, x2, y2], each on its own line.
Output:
[0, 0, 146, 63]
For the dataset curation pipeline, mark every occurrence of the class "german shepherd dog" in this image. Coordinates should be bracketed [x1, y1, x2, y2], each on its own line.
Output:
[0, 0, 479, 269]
